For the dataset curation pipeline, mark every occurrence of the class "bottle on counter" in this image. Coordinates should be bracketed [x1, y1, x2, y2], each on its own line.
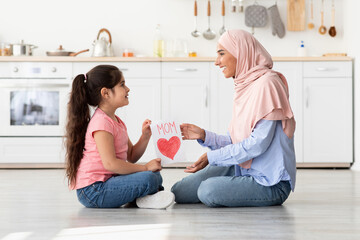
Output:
[297, 41, 307, 57]
[153, 24, 164, 57]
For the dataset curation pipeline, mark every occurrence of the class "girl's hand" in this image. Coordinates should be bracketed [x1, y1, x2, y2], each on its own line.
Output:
[145, 158, 162, 172]
[184, 152, 208, 173]
[142, 119, 152, 139]
[180, 123, 205, 141]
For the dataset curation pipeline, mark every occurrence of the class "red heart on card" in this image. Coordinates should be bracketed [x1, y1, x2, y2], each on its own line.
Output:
[157, 136, 181, 160]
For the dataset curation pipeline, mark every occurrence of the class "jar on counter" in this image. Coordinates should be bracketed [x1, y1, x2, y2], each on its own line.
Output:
[188, 51, 197, 57]
[0, 42, 11, 56]
[122, 48, 134, 57]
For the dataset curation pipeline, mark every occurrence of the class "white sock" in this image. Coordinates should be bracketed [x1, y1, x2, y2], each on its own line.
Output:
[136, 191, 175, 209]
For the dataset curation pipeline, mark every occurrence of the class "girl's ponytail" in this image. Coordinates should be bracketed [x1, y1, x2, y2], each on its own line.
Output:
[65, 74, 90, 186]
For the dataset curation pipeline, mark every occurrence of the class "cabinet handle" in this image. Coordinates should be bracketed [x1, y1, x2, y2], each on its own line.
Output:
[119, 68, 128, 71]
[174, 68, 198, 72]
[316, 67, 338, 71]
[204, 85, 208, 108]
[305, 86, 310, 108]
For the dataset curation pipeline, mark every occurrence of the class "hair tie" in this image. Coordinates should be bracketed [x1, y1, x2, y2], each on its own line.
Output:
[83, 74, 87, 83]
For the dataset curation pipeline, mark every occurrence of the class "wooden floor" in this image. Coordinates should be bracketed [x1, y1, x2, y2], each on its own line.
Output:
[0, 168, 359, 240]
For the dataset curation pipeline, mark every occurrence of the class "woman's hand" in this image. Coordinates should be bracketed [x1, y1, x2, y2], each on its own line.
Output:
[141, 119, 152, 139]
[185, 152, 208, 173]
[180, 123, 205, 141]
[145, 158, 162, 172]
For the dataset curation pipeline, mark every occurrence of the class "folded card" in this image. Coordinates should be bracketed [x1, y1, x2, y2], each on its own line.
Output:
[150, 121, 186, 165]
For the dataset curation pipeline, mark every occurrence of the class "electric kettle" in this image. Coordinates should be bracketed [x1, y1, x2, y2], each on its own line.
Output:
[92, 28, 114, 57]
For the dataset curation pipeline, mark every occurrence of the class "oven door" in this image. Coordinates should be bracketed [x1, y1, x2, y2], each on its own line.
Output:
[0, 79, 70, 136]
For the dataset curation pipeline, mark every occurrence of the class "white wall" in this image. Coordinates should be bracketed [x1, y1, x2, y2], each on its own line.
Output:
[1, 0, 346, 57]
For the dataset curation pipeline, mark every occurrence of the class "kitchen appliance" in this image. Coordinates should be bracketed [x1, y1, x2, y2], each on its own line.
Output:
[10, 40, 37, 56]
[92, 28, 114, 57]
[0, 62, 72, 164]
[46, 45, 89, 56]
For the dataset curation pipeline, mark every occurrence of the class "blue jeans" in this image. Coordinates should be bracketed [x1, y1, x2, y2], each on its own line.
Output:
[77, 171, 163, 208]
[171, 165, 291, 207]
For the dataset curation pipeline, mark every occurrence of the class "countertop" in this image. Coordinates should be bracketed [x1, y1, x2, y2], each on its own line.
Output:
[0, 56, 353, 62]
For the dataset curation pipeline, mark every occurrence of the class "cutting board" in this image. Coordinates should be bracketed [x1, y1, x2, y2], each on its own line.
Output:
[287, 0, 305, 31]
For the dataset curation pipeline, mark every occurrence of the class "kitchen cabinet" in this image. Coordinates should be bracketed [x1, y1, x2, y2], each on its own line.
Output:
[0, 58, 353, 167]
[211, 60, 353, 166]
[73, 62, 161, 163]
[272, 62, 303, 163]
[303, 62, 353, 164]
[162, 62, 211, 162]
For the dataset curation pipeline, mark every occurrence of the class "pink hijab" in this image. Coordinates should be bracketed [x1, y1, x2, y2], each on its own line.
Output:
[219, 30, 296, 169]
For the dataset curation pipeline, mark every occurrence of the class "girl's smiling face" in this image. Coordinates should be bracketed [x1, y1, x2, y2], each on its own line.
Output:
[109, 76, 130, 108]
[215, 43, 237, 79]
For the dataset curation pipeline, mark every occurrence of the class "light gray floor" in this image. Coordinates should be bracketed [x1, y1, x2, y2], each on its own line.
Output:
[0, 168, 359, 240]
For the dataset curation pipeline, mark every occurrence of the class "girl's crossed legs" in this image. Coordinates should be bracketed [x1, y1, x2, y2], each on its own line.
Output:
[77, 171, 163, 208]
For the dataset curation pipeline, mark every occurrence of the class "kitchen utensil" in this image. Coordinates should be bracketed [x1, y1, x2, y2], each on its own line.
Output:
[46, 45, 89, 56]
[231, 0, 237, 12]
[10, 40, 37, 56]
[328, 0, 337, 37]
[203, 0, 216, 40]
[319, 0, 327, 35]
[219, 0, 227, 35]
[238, 0, 244, 12]
[191, 0, 201, 37]
[245, 3, 268, 34]
[308, 0, 315, 29]
[287, 0, 305, 31]
[92, 28, 114, 57]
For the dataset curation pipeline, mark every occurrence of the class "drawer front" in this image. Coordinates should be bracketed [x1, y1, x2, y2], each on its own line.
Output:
[73, 62, 161, 78]
[303, 61, 352, 78]
[162, 62, 210, 78]
[0, 62, 72, 78]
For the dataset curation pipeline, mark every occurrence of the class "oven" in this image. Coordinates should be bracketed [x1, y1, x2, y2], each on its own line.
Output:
[0, 62, 72, 164]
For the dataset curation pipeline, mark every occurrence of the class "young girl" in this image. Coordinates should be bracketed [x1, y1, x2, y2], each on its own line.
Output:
[65, 65, 174, 209]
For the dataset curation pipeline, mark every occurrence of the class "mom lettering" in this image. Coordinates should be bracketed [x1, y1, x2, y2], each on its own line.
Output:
[157, 121, 178, 136]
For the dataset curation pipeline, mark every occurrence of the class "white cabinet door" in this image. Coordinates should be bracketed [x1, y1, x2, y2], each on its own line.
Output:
[303, 77, 353, 163]
[116, 78, 161, 163]
[162, 62, 210, 162]
[273, 62, 303, 163]
[209, 64, 234, 135]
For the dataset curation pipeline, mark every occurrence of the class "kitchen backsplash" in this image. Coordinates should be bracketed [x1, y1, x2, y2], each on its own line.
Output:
[1, 0, 346, 57]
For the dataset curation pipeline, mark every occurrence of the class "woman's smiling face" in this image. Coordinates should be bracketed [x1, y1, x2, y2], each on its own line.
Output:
[215, 43, 237, 79]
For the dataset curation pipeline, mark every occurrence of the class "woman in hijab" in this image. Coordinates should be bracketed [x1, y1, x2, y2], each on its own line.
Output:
[171, 30, 296, 207]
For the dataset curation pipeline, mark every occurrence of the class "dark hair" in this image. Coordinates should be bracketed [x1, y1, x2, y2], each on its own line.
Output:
[65, 65, 122, 186]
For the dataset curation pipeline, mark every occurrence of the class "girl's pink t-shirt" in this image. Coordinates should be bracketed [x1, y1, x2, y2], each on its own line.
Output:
[72, 108, 128, 190]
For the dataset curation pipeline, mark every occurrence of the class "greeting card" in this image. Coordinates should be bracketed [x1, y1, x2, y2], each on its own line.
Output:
[150, 121, 186, 165]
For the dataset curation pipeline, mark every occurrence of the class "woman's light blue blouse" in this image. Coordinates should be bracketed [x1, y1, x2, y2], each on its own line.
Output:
[198, 119, 296, 191]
